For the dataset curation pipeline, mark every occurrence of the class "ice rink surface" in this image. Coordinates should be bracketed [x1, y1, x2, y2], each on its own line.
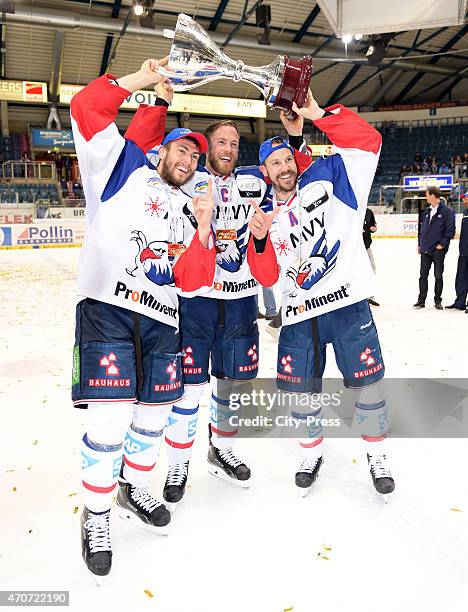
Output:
[1, 238, 467, 612]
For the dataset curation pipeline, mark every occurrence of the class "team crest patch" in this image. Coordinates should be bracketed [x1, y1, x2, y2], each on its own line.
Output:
[194, 180, 209, 194]
[147, 176, 164, 190]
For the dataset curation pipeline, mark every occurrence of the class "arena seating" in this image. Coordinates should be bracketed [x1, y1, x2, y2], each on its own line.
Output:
[0, 133, 30, 164]
[238, 136, 260, 166]
[365, 124, 466, 205]
[0, 182, 59, 204]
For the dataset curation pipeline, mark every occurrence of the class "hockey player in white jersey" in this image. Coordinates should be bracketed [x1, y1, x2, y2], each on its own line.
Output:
[125, 107, 271, 506]
[247, 90, 395, 497]
[71, 58, 217, 581]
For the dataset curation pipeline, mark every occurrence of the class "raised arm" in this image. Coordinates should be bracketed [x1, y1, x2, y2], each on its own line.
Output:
[70, 58, 168, 200]
[292, 90, 382, 208]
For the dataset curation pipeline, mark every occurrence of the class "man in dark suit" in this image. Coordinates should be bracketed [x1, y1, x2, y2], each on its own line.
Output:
[446, 192, 468, 313]
[414, 186, 456, 309]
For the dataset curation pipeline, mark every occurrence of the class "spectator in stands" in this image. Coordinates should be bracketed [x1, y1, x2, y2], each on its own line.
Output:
[414, 186, 456, 310]
[415, 151, 422, 163]
[446, 192, 468, 313]
[431, 158, 438, 174]
[21, 150, 31, 178]
[55, 154, 64, 180]
[439, 161, 451, 174]
[363, 207, 379, 307]
[459, 155, 468, 178]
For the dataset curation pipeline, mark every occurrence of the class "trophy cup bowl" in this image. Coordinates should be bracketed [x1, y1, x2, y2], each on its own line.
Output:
[160, 13, 312, 115]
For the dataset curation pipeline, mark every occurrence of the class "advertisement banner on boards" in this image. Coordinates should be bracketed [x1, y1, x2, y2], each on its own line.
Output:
[44, 207, 85, 219]
[0, 220, 85, 248]
[0, 207, 35, 224]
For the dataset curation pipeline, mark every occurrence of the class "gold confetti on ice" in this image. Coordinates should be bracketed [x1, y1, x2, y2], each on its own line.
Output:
[144, 590, 154, 598]
[320, 556, 330, 561]
[352, 458, 357, 464]
[323, 545, 332, 551]
[32, 440, 39, 446]
[450, 508, 462, 512]
[12, 487, 17, 492]
[73, 506, 79, 514]
[68, 492, 77, 498]
[5, 469, 15, 473]
[284, 607, 293, 612]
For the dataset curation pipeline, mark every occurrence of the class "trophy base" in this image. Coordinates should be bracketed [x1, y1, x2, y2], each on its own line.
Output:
[272, 56, 313, 116]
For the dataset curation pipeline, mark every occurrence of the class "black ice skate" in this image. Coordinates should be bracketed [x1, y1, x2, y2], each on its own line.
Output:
[367, 453, 395, 496]
[295, 456, 324, 497]
[207, 425, 251, 487]
[81, 507, 112, 585]
[163, 461, 189, 509]
[116, 473, 171, 535]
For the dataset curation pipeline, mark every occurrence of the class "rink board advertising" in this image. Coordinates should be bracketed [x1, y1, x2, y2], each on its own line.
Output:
[213, 378, 468, 438]
[403, 174, 454, 191]
[0, 220, 84, 248]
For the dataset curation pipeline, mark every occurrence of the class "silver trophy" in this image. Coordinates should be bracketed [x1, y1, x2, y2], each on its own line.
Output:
[161, 13, 312, 114]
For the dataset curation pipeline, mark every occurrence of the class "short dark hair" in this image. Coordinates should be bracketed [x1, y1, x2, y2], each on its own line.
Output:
[204, 120, 240, 143]
[426, 186, 441, 198]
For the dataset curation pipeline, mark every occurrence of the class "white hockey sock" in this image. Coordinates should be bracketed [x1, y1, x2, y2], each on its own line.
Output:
[289, 393, 324, 460]
[123, 402, 172, 489]
[81, 401, 134, 513]
[210, 377, 238, 450]
[165, 385, 204, 465]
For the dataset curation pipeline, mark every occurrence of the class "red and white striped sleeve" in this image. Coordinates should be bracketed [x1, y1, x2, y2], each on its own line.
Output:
[70, 74, 131, 199]
[313, 105, 382, 209]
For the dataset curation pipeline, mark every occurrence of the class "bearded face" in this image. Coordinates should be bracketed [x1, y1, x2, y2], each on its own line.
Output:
[206, 125, 239, 176]
[263, 149, 299, 197]
[158, 138, 200, 187]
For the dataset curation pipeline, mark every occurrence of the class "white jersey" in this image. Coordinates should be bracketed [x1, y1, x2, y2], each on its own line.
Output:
[249, 104, 382, 326]
[179, 167, 269, 299]
[71, 75, 214, 328]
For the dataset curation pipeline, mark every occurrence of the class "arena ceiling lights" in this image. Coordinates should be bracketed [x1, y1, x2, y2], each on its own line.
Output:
[316, 0, 467, 37]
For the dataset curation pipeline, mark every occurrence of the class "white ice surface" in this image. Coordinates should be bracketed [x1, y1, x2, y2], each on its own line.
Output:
[1, 239, 467, 612]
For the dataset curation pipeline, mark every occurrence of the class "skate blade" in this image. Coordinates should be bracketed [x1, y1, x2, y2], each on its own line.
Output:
[376, 491, 393, 504]
[165, 500, 181, 514]
[117, 508, 170, 535]
[93, 573, 110, 587]
[298, 486, 311, 498]
[207, 464, 251, 489]
[84, 569, 110, 587]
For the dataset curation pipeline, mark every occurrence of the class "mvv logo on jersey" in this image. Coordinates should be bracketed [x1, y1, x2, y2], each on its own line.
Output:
[88, 353, 131, 388]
